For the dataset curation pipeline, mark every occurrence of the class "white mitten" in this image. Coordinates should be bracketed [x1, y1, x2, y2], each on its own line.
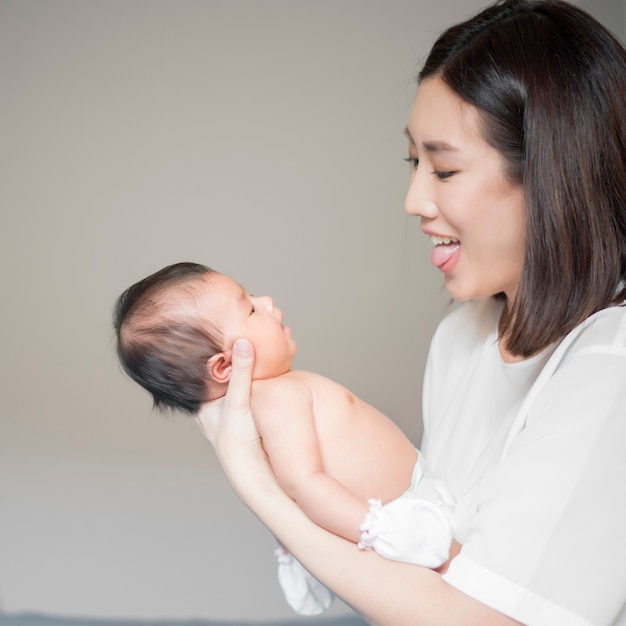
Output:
[274, 546, 334, 616]
[358, 457, 455, 568]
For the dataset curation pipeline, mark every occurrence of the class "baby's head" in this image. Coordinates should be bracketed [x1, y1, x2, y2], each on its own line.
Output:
[114, 262, 297, 414]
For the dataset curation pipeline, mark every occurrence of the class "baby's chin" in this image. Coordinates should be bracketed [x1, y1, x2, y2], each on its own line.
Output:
[252, 360, 294, 381]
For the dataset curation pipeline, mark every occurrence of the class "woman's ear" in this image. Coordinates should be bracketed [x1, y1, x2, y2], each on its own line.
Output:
[206, 352, 232, 384]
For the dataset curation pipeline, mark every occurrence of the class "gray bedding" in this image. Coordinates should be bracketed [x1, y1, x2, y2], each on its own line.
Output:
[0, 615, 368, 626]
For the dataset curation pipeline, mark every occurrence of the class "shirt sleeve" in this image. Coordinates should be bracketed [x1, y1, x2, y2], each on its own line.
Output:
[443, 342, 626, 626]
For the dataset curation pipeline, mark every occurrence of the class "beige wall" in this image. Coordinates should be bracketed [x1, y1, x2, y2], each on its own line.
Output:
[0, 1, 482, 620]
[581, 0, 625, 41]
[1, 0, 615, 622]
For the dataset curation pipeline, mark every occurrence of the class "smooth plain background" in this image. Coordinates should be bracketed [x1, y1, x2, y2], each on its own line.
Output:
[1, 0, 623, 622]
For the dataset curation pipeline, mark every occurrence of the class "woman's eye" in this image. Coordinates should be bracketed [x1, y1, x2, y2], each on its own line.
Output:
[250, 305, 256, 315]
[404, 157, 419, 169]
[433, 170, 456, 180]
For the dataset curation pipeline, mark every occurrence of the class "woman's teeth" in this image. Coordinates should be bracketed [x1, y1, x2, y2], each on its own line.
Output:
[430, 235, 460, 246]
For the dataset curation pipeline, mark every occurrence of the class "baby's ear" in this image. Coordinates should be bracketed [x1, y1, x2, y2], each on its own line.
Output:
[206, 352, 232, 384]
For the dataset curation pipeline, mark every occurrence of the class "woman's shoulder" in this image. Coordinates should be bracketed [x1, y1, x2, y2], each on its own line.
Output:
[567, 302, 626, 353]
[434, 299, 626, 351]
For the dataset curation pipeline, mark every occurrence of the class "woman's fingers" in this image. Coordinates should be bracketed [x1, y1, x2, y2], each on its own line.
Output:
[222, 339, 254, 415]
[195, 338, 257, 447]
[195, 396, 223, 444]
[220, 339, 259, 444]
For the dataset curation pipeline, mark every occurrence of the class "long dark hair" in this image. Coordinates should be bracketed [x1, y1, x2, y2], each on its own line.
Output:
[420, 0, 626, 356]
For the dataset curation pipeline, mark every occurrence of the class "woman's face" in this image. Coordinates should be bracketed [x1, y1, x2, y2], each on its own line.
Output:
[404, 77, 525, 306]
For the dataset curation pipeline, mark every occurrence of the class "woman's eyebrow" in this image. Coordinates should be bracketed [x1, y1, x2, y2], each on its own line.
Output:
[404, 127, 459, 154]
[423, 140, 459, 154]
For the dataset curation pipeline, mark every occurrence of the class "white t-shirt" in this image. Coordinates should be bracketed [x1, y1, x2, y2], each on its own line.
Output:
[421, 297, 626, 626]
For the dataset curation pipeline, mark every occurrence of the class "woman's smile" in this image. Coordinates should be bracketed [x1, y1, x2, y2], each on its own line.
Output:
[405, 77, 526, 307]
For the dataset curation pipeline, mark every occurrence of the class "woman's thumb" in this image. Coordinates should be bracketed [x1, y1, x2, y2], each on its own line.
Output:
[224, 338, 254, 411]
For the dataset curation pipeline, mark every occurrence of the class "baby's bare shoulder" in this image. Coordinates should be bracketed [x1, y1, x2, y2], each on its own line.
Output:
[250, 371, 314, 410]
[285, 369, 342, 388]
[287, 370, 358, 409]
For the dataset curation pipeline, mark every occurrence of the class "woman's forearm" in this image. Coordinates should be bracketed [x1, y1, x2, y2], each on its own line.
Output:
[199, 343, 519, 625]
[229, 449, 520, 626]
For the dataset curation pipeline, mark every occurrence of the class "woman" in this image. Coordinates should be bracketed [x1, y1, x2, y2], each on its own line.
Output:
[197, 1, 626, 624]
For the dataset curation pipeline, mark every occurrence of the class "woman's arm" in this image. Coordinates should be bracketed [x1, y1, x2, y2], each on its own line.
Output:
[197, 339, 521, 626]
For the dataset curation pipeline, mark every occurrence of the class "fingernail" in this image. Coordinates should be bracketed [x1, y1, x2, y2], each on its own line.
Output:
[234, 339, 251, 355]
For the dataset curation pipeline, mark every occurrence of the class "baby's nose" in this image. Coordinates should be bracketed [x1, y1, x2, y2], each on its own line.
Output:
[258, 295, 274, 312]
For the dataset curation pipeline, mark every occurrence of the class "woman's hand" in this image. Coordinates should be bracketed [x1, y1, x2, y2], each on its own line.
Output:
[196, 339, 256, 447]
[194, 344, 516, 626]
[195, 339, 271, 493]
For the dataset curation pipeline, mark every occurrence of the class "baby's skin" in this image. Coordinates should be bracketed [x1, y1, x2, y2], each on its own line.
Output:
[251, 369, 419, 543]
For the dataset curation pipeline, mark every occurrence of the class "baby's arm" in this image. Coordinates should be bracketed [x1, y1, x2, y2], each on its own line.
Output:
[251, 376, 368, 543]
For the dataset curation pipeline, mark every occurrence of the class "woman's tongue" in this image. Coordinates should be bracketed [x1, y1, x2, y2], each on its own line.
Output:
[431, 241, 461, 268]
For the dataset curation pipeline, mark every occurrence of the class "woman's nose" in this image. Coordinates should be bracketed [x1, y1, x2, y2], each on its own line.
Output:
[404, 170, 438, 219]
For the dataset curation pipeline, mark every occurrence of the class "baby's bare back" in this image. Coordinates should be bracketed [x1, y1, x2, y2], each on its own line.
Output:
[282, 370, 417, 504]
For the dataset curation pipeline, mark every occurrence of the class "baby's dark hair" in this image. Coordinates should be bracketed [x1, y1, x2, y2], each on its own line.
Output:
[114, 262, 223, 414]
